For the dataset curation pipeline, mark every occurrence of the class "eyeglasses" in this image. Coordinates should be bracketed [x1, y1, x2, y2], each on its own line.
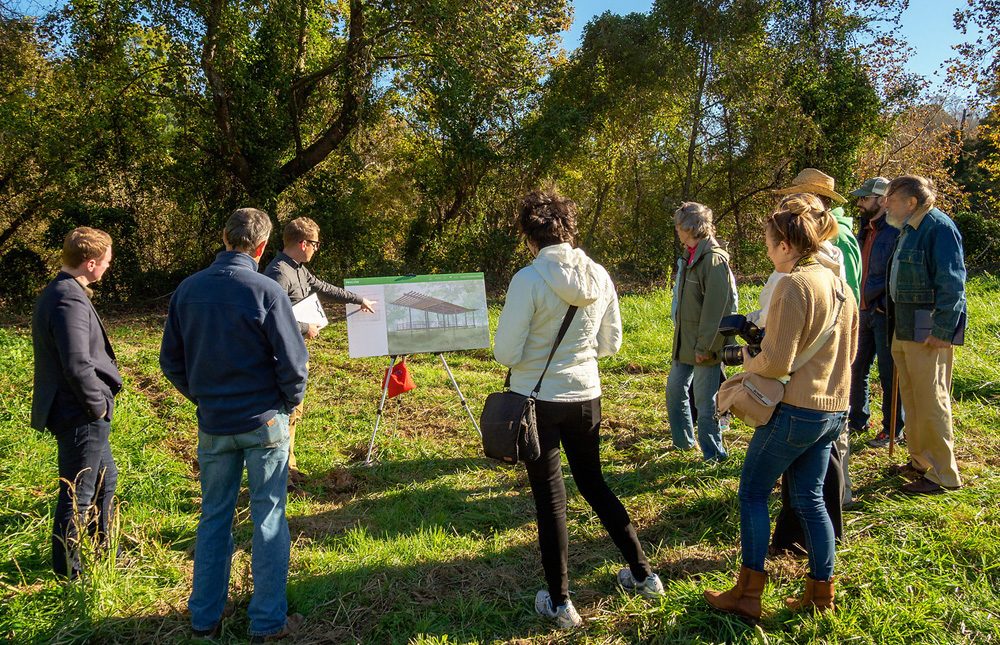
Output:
[304, 240, 320, 249]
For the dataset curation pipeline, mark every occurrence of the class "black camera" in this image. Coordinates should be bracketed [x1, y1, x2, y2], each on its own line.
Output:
[718, 314, 765, 366]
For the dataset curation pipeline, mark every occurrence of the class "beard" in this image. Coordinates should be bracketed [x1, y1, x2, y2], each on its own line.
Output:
[859, 202, 881, 217]
[885, 209, 904, 229]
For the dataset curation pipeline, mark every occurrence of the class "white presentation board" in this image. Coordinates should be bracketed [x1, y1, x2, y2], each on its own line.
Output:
[344, 273, 490, 358]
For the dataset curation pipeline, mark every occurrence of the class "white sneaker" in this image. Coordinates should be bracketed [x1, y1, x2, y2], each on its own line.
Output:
[534, 589, 582, 628]
[617, 569, 665, 598]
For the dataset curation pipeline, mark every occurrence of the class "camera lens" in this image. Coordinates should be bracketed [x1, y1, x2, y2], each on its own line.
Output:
[720, 346, 744, 366]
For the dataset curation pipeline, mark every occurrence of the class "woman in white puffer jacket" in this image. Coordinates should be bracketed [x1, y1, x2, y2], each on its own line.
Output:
[494, 189, 663, 629]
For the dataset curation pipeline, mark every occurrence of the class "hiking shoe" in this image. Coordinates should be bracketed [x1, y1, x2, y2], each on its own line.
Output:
[617, 569, 665, 598]
[534, 590, 582, 628]
[192, 602, 235, 641]
[867, 431, 905, 448]
[250, 613, 304, 642]
[192, 623, 223, 641]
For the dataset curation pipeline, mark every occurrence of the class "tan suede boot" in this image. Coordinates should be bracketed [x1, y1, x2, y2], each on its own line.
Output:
[785, 576, 835, 613]
[703, 566, 768, 620]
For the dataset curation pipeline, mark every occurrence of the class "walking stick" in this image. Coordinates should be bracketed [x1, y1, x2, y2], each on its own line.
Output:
[888, 368, 899, 458]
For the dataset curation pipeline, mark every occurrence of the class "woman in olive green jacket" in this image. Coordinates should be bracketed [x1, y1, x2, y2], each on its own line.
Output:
[667, 202, 738, 461]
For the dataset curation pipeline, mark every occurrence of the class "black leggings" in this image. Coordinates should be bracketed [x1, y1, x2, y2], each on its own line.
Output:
[524, 397, 651, 606]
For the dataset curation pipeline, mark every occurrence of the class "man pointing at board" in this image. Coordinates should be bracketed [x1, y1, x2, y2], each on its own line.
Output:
[265, 216, 376, 484]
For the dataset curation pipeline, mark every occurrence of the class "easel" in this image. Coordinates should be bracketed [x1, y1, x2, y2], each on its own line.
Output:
[364, 353, 482, 465]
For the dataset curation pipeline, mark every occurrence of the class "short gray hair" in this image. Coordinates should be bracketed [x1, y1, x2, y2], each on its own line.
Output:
[225, 208, 272, 253]
[674, 202, 715, 240]
[887, 175, 936, 210]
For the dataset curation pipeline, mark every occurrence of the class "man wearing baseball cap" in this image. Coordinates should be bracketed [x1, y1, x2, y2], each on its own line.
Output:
[849, 177, 904, 448]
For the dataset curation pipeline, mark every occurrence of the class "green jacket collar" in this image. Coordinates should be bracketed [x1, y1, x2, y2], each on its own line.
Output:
[685, 236, 728, 266]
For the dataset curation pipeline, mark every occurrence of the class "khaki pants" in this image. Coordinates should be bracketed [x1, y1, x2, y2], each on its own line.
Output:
[890, 336, 961, 488]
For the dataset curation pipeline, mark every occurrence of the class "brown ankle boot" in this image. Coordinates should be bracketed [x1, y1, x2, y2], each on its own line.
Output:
[785, 576, 835, 612]
[703, 566, 768, 620]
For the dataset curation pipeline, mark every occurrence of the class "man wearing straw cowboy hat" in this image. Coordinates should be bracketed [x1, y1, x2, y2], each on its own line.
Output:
[774, 168, 861, 303]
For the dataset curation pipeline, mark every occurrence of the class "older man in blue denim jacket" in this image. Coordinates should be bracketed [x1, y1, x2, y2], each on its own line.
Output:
[160, 208, 309, 640]
[884, 176, 966, 495]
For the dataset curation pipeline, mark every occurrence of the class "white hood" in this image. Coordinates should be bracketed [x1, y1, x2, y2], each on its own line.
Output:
[817, 241, 847, 281]
[531, 243, 603, 307]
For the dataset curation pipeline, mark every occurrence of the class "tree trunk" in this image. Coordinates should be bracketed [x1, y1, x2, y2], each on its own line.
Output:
[674, 42, 711, 277]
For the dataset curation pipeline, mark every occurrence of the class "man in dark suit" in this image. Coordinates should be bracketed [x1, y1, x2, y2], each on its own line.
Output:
[31, 226, 122, 579]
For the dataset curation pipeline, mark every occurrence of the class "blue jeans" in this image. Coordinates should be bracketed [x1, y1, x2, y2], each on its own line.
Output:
[849, 309, 903, 436]
[739, 404, 846, 581]
[666, 361, 727, 461]
[189, 414, 291, 637]
[53, 418, 117, 578]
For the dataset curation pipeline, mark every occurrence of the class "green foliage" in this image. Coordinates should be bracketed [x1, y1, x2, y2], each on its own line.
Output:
[786, 48, 885, 183]
[953, 211, 1000, 271]
[0, 245, 48, 312]
[0, 0, 978, 307]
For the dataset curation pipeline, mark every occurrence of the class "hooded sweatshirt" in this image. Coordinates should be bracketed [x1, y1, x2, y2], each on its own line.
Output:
[748, 241, 845, 328]
[494, 243, 621, 402]
[831, 206, 861, 303]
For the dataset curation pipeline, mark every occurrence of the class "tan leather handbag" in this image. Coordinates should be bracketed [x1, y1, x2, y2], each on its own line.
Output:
[717, 283, 847, 427]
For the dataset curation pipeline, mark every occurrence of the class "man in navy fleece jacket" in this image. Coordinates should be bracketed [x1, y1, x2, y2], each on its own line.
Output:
[160, 207, 308, 640]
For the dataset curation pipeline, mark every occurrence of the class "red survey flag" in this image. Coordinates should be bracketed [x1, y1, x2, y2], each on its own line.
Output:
[382, 358, 416, 398]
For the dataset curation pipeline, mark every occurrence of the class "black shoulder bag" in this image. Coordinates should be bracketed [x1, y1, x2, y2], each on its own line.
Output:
[480, 306, 579, 464]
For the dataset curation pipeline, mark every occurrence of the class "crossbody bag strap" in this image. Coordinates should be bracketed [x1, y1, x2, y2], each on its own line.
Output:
[789, 283, 848, 374]
[530, 305, 579, 398]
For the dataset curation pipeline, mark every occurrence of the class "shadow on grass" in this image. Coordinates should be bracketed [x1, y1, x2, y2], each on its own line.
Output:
[287, 454, 742, 548]
[275, 454, 742, 641]
[282, 530, 733, 644]
[22, 452, 809, 644]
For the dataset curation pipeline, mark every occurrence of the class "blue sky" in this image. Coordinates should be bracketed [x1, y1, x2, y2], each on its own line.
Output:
[564, 0, 970, 90]
[14, 0, 973, 91]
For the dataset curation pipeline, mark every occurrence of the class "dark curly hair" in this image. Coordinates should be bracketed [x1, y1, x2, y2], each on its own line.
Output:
[517, 189, 578, 249]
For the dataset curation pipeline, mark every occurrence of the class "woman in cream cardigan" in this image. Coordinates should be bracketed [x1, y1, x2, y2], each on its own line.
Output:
[494, 189, 663, 629]
[704, 194, 858, 619]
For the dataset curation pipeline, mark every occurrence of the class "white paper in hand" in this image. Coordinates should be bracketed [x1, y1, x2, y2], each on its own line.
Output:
[292, 293, 328, 329]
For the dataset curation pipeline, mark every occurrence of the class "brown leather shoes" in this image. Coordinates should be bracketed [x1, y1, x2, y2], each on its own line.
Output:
[888, 462, 924, 480]
[704, 566, 767, 620]
[785, 576, 835, 613]
[901, 477, 953, 495]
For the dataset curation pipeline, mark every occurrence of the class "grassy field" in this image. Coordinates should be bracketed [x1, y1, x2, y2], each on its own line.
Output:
[1, 276, 999, 644]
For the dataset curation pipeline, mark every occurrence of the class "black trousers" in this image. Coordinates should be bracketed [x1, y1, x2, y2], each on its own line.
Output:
[524, 397, 651, 606]
[53, 418, 118, 578]
[770, 432, 844, 554]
